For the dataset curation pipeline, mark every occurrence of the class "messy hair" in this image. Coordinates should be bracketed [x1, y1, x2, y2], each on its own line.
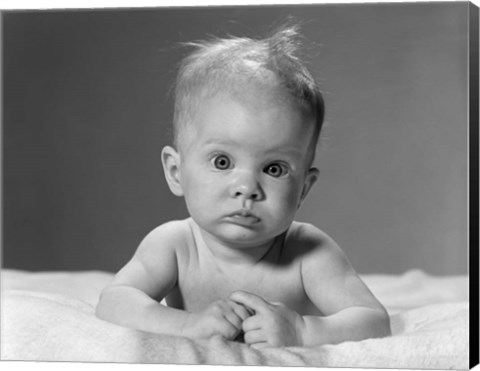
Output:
[173, 24, 325, 161]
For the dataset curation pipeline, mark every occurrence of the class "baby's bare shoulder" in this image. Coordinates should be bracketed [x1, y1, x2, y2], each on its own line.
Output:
[285, 221, 346, 265]
[134, 218, 192, 260]
[108, 219, 194, 296]
[288, 221, 337, 250]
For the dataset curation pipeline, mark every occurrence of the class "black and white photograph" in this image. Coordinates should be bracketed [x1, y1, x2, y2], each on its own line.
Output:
[1, 1, 477, 369]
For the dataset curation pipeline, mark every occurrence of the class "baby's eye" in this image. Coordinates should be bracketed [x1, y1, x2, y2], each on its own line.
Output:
[264, 163, 288, 178]
[211, 154, 232, 170]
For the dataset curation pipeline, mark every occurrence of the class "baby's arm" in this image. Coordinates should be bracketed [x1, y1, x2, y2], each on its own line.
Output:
[298, 225, 391, 346]
[231, 224, 390, 347]
[96, 221, 249, 339]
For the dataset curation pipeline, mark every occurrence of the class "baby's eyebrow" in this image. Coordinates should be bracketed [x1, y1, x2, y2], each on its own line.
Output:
[264, 145, 305, 157]
[203, 138, 235, 146]
[205, 138, 300, 153]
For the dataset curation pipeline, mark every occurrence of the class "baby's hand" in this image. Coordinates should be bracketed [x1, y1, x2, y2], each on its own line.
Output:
[183, 299, 251, 340]
[230, 291, 305, 348]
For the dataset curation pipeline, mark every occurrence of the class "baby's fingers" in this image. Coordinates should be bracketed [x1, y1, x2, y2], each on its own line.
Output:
[243, 328, 266, 345]
[251, 342, 271, 349]
[242, 313, 263, 332]
[222, 301, 250, 331]
[217, 321, 242, 340]
[223, 309, 243, 331]
[230, 301, 252, 321]
[230, 290, 269, 315]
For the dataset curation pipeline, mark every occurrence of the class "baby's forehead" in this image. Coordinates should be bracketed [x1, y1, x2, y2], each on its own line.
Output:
[176, 66, 318, 149]
[231, 79, 296, 110]
[206, 73, 313, 116]
[182, 92, 315, 143]
[195, 89, 312, 127]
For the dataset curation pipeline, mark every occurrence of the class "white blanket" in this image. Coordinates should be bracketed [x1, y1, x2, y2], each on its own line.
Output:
[1, 269, 469, 368]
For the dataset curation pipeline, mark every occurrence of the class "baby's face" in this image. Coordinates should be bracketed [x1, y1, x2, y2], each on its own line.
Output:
[177, 93, 318, 248]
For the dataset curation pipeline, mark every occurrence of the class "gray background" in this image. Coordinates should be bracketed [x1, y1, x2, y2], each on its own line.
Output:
[3, 3, 469, 275]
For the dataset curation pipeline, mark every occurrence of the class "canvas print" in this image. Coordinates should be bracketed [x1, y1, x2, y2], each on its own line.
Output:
[1, 2, 476, 369]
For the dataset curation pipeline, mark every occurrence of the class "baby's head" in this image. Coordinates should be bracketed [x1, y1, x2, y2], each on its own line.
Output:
[163, 25, 325, 247]
[172, 24, 324, 165]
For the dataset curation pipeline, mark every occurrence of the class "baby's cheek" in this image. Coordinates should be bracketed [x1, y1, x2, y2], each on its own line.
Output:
[185, 173, 221, 196]
[284, 183, 304, 207]
[273, 190, 302, 223]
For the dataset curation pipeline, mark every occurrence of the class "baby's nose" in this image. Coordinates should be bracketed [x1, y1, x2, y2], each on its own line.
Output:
[235, 186, 260, 200]
[231, 173, 264, 202]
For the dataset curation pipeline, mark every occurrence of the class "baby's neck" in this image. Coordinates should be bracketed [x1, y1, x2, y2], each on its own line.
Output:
[191, 222, 284, 266]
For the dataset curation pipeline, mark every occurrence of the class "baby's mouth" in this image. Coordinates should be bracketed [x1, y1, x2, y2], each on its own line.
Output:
[226, 209, 260, 226]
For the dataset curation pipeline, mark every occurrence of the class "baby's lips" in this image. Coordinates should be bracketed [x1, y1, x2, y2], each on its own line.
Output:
[230, 209, 258, 219]
[225, 211, 261, 226]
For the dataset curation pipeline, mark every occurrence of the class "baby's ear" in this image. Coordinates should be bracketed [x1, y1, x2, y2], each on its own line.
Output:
[298, 167, 319, 209]
[161, 146, 184, 197]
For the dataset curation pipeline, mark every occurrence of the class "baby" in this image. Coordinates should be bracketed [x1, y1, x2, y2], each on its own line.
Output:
[96, 25, 391, 348]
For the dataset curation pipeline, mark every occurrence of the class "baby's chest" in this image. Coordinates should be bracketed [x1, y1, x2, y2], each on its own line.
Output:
[168, 261, 314, 315]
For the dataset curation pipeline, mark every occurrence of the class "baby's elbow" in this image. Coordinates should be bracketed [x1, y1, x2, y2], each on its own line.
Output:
[373, 308, 391, 338]
[383, 314, 392, 337]
[95, 291, 108, 320]
[95, 304, 107, 321]
[95, 286, 117, 320]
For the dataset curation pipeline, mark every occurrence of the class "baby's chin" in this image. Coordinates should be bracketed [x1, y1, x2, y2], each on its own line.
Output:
[209, 222, 284, 248]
